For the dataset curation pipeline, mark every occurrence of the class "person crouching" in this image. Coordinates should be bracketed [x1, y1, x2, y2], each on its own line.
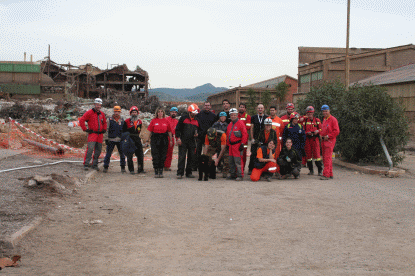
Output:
[277, 138, 301, 179]
[103, 106, 126, 173]
[250, 139, 279, 182]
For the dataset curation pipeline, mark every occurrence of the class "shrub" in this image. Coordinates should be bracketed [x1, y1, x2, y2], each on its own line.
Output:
[297, 81, 409, 165]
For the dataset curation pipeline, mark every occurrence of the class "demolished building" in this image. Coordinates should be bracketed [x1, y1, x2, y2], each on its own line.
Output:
[0, 57, 149, 99]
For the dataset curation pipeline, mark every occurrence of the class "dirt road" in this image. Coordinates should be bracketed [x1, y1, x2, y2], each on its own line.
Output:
[6, 162, 415, 275]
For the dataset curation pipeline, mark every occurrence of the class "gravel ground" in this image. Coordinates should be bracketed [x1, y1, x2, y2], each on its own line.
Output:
[0, 154, 88, 252]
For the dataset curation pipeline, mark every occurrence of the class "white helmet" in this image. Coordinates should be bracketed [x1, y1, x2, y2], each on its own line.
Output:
[264, 118, 272, 125]
[229, 108, 238, 114]
[94, 98, 103, 104]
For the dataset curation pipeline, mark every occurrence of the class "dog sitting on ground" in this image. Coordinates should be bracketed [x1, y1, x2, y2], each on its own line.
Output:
[198, 154, 216, 181]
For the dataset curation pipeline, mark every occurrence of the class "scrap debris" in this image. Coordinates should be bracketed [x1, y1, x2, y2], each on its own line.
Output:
[0, 255, 21, 270]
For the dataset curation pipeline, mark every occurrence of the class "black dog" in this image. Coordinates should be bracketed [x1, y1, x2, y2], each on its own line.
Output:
[198, 154, 216, 181]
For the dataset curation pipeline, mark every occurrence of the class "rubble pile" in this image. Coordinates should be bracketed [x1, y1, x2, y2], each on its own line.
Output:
[24, 174, 81, 195]
[0, 97, 161, 152]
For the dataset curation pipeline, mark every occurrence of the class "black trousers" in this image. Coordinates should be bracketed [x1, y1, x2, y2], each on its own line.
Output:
[126, 141, 143, 172]
[151, 133, 169, 169]
[177, 140, 196, 176]
[193, 137, 205, 170]
[248, 143, 259, 172]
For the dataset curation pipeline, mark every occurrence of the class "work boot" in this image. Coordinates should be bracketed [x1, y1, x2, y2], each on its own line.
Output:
[84, 165, 89, 171]
[222, 173, 227, 178]
[164, 167, 171, 171]
[103, 167, 108, 173]
[121, 167, 126, 173]
[320, 176, 330, 180]
[316, 161, 323, 176]
[307, 161, 314, 175]
[154, 169, 159, 178]
[235, 177, 243, 181]
[92, 166, 100, 171]
[159, 168, 164, 178]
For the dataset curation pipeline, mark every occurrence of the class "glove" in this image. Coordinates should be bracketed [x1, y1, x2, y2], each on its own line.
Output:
[239, 143, 244, 151]
[286, 156, 291, 162]
[251, 139, 255, 144]
[85, 129, 93, 134]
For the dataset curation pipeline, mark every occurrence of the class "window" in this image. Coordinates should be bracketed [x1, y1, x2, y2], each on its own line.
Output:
[311, 71, 323, 81]
[300, 74, 310, 84]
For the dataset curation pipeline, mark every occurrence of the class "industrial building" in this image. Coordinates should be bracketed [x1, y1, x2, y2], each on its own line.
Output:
[294, 44, 415, 102]
[207, 75, 298, 113]
[354, 63, 415, 120]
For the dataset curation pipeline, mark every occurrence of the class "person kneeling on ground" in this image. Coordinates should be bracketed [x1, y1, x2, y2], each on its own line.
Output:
[103, 106, 126, 173]
[277, 138, 301, 179]
[250, 139, 279, 182]
[203, 127, 229, 179]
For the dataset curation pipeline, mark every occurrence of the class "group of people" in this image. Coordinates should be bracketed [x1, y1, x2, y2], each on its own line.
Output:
[79, 98, 340, 181]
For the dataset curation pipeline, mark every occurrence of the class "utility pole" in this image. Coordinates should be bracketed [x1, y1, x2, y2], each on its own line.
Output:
[345, 0, 351, 91]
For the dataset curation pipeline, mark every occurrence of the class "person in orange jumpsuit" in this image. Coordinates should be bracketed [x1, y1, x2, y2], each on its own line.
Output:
[280, 103, 295, 128]
[250, 140, 278, 182]
[164, 107, 179, 171]
[237, 103, 251, 171]
[319, 105, 340, 180]
[266, 106, 284, 156]
[303, 106, 323, 175]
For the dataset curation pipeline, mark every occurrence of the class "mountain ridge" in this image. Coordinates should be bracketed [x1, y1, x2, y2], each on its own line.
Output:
[149, 83, 227, 102]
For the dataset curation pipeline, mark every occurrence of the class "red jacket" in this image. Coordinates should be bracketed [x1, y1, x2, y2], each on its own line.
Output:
[280, 114, 291, 128]
[320, 115, 340, 141]
[303, 116, 321, 137]
[79, 108, 107, 143]
[238, 112, 251, 131]
[226, 119, 248, 157]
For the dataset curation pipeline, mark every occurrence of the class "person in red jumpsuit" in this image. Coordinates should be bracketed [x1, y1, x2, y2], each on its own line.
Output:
[320, 105, 340, 180]
[226, 108, 248, 181]
[237, 103, 251, 172]
[303, 106, 323, 175]
[79, 98, 107, 171]
[164, 107, 179, 171]
[280, 103, 295, 128]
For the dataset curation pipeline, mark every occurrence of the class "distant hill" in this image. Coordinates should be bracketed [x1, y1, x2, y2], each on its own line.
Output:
[148, 91, 182, 102]
[150, 83, 227, 102]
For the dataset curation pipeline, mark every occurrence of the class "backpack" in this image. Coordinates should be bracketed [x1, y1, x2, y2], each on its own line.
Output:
[120, 132, 137, 156]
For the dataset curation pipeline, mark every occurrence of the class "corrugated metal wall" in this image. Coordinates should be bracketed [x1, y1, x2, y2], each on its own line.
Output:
[0, 84, 41, 94]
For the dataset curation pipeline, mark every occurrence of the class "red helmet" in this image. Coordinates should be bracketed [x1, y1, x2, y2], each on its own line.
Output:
[129, 106, 139, 114]
[290, 112, 300, 120]
[286, 103, 294, 109]
[306, 106, 315, 113]
[188, 103, 199, 114]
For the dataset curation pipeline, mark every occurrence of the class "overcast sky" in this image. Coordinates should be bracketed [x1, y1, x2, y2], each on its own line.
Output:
[1, 0, 414, 88]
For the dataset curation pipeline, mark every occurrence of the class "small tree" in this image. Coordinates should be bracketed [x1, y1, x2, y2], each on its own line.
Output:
[261, 90, 272, 111]
[246, 88, 257, 115]
[275, 82, 289, 107]
[297, 81, 409, 165]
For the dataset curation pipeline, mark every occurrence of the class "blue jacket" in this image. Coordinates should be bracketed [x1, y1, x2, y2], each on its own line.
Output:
[107, 117, 125, 141]
[282, 123, 306, 159]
